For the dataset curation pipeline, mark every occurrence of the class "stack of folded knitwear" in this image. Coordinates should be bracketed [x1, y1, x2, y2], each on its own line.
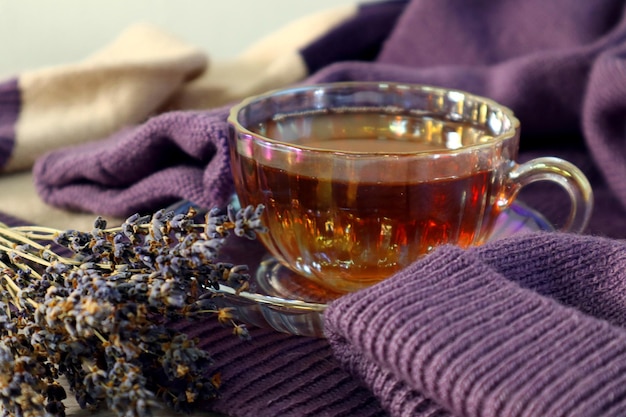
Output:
[2, 1, 626, 416]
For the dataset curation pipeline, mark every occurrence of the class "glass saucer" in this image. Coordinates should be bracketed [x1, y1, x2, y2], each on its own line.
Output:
[206, 202, 553, 338]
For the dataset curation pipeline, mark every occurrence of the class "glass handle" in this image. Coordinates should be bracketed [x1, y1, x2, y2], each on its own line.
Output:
[507, 157, 594, 233]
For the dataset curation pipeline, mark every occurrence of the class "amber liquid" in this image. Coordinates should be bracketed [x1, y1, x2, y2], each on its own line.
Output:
[233, 112, 504, 292]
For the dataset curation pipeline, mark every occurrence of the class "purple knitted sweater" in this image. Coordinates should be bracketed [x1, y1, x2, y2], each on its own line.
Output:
[2, 0, 626, 416]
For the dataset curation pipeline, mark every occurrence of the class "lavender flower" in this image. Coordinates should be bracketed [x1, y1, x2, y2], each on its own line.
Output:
[0, 204, 266, 417]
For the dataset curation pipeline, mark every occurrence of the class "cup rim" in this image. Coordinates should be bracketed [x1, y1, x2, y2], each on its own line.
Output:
[227, 81, 521, 156]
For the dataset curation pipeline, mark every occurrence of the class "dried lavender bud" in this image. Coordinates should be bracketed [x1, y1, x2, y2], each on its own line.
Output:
[149, 209, 173, 241]
[120, 213, 150, 242]
[233, 204, 267, 239]
[169, 213, 191, 232]
[232, 323, 251, 341]
[205, 208, 229, 239]
[0, 204, 265, 417]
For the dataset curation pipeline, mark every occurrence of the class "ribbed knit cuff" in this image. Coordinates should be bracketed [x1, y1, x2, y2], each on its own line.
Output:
[173, 319, 387, 417]
[325, 243, 626, 417]
[0, 77, 19, 169]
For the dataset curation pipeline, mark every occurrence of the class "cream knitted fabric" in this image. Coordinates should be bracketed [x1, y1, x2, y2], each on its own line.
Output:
[9, 23, 207, 172]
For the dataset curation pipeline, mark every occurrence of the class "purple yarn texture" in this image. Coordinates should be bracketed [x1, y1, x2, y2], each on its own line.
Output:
[324, 232, 626, 417]
[34, 108, 233, 217]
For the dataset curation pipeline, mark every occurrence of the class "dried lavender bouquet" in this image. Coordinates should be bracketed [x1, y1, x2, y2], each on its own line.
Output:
[0, 204, 265, 417]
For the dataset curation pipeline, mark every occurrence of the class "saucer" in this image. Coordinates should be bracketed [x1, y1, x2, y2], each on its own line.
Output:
[206, 202, 553, 338]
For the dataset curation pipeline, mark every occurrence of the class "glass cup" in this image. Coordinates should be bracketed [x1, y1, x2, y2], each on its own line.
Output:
[227, 82, 593, 295]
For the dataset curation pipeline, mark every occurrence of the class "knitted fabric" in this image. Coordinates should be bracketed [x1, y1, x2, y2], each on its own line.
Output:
[0, 23, 207, 173]
[33, 109, 234, 216]
[173, 318, 388, 417]
[324, 232, 626, 417]
[0, 79, 19, 168]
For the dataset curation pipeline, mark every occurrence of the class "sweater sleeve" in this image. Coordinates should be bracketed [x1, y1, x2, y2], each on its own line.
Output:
[324, 232, 626, 417]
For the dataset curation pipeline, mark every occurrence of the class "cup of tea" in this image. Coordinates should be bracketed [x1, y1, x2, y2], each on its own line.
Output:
[227, 82, 593, 294]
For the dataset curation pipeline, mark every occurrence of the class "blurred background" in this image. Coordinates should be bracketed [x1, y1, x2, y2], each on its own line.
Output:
[0, 0, 357, 76]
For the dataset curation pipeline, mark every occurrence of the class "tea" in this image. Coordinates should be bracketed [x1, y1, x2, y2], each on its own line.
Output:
[231, 111, 505, 291]
[229, 83, 592, 296]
